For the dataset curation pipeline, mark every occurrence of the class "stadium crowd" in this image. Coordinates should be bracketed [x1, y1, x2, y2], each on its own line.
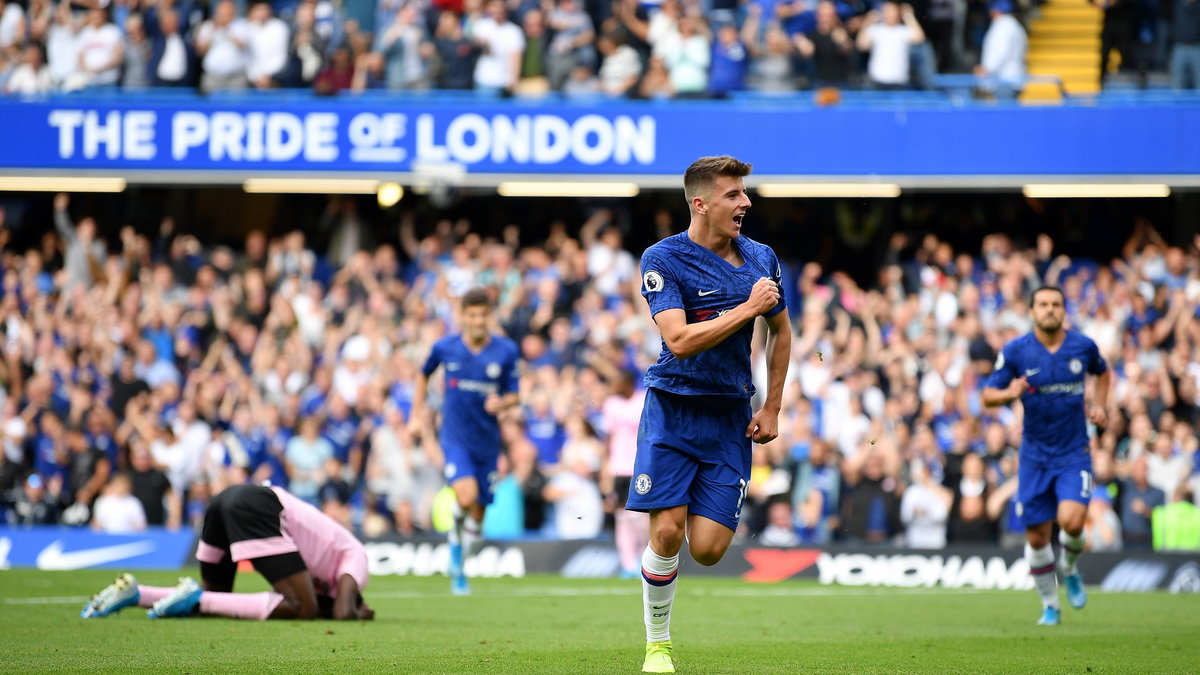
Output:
[1, 0, 1199, 97]
[0, 192, 1198, 554]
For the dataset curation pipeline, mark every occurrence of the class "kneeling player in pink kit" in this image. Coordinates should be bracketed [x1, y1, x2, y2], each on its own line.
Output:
[81, 484, 373, 621]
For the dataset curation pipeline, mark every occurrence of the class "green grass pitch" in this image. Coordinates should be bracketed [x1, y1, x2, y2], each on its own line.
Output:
[2, 569, 1197, 673]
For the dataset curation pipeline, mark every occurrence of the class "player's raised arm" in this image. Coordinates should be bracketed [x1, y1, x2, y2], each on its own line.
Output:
[746, 307, 791, 444]
[655, 277, 779, 360]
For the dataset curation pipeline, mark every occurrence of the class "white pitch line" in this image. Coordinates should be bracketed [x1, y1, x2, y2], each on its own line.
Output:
[361, 585, 996, 600]
[0, 585, 1026, 605]
[2, 595, 88, 605]
[697, 587, 995, 597]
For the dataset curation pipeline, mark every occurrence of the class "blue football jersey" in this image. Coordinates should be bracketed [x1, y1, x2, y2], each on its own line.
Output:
[640, 232, 786, 398]
[986, 330, 1106, 468]
[422, 334, 521, 458]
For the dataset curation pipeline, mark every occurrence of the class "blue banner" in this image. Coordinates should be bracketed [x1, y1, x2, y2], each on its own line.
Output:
[1, 95, 1199, 178]
[0, 527, 196, 570]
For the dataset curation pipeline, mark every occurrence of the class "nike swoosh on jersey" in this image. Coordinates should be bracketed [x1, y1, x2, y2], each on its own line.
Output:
[698, 289, 718, 296]
[1024, 368, 1041, 376]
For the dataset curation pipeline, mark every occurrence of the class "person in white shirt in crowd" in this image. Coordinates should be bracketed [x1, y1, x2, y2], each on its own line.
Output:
[150, 8, 194, 87]
[244, 1, 289, 89]
[900, 459, 952, 549]
[121, 13, 152, 88]
[92, 473, 149, 534]
[596, 30, 640, 97]
[646, 0, 682, 59]
[0, 0, 25, 55]
[195, 0, 249, 92]
[662, 14, 709, 97]
[856, 1, 925, 89]
[544, 455, 604, 540]
[759, 500, 801, 547]
[4, 43, 53, 94]
[0, 399, 27, 464]
[472, 0, 524, 93]
[76, 7, 123, 88]
[974, 0, 1027, 99]
[46, 1, 80, 88]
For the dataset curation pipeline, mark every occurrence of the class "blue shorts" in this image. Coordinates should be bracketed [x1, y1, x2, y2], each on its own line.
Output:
[1016, 458, 1093, 528]
[625, 388, 752, 532]
[442, 444, 499, 506]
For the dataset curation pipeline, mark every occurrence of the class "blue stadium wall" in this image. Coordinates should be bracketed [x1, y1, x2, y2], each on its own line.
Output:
[3, 527, 1198, 594]
[1, 94, 1199, 187]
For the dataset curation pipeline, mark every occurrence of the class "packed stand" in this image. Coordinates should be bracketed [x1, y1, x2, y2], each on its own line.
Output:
[0, 194, 1198, 553]
[1, 0, 1196, 97]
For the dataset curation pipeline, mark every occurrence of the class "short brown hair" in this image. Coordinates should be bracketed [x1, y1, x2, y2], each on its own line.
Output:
[461, 287, 492, 310]
[684, 156, 752, 204]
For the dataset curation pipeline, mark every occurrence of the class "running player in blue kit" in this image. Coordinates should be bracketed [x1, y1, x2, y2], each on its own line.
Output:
[410, 288, 521, 595]
[983, 286, 1110, 626]
[627, 156, 792, 673]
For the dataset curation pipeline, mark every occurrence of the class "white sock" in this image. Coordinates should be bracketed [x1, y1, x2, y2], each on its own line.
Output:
[1026, 542, 1059, 610]
[448, 502, 463, 547]
[641, 545, 679, 643]
[463, 515, 483, 556]
[1059, 529, 1085, 576]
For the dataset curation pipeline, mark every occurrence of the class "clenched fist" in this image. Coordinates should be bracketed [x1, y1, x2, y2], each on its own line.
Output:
[745, 277, 780, 315]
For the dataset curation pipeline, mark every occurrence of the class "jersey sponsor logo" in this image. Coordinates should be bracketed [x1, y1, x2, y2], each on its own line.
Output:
[634, 473, 652, 495]
[643, 270, 664, 292]
[486, 363, 501, 379]
[451, 379, 500, 394]
[1069, 358, 1083, 374]
[1036, 382, 1085, 395]
[446, 362, 461, 372]
[698, 289, 718, 297]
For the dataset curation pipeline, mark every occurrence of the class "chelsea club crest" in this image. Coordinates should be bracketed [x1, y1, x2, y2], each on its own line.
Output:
[634, 474, 652, 495]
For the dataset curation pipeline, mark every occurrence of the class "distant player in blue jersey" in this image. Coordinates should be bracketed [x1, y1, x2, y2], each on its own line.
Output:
[983, 286, 1110, 626]
[410, 288, 521, 595]
[628, 156, 792, 673]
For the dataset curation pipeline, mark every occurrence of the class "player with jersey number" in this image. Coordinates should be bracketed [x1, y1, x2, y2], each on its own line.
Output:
[983, 286, 1110, 626]
[627, 156, 791, 673]
[410, 288, 521, 595]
